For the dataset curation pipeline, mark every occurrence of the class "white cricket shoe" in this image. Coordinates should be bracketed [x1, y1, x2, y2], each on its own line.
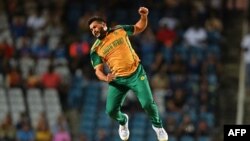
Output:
[152, 125, 168, 141]
[119, 114, 130, 140]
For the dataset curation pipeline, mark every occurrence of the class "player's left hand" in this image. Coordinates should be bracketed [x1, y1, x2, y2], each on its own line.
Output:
[138, 7, 149, 16]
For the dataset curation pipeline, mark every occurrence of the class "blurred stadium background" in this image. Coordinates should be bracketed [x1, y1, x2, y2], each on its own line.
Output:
[0, 0, 249, 141]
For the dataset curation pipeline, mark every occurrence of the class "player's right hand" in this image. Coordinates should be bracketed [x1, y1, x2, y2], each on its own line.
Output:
[106, 73, 116, 82]
[138, 7, 149, 16]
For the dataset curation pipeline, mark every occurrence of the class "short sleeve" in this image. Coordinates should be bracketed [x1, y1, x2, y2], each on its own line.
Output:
[118, 25, 134, 36]
[90, 51, 102, 68]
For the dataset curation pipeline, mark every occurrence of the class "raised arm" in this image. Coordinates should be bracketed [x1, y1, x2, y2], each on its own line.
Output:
[134, 7, 149, 35]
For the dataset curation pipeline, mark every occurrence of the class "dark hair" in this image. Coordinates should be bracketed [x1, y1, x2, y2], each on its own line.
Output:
[87, 16, 106, 26]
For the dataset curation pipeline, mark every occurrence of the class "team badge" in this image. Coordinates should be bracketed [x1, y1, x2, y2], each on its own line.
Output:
[140, 76, 145, 80]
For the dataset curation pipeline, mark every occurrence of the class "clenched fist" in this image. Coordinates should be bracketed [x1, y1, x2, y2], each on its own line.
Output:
[138, 7, 149, 16]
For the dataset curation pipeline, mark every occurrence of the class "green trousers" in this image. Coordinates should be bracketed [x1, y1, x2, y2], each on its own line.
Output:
[106, 64, 163, 128]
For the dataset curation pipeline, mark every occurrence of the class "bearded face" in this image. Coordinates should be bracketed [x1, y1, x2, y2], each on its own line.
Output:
[89, 21, 108, 39]
[97, 26, 108, 39]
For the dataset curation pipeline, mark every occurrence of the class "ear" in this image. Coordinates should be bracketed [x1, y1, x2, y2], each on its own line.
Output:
[103, 26, 107, 31]
[103, 23, 107, 31]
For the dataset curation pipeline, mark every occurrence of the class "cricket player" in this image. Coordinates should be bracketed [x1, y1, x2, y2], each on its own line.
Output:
[88, 7, 168, 141]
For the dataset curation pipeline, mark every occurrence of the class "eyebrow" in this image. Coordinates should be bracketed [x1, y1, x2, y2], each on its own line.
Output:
[90, 25, 96, 30]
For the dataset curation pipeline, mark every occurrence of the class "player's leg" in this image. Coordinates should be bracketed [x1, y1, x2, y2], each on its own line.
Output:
[106, 82, 129, 124]
[106, 82, 130, 140]
[131, 73, 163, 127]
[128, 65, 162, 127]
[128, 65, 168, 141]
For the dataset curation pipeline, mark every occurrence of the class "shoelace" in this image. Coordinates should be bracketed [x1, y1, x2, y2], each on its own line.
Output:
[120, 125, 128, 131]
[121, 129, 128, 136]
[158, 128, 165, 137]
